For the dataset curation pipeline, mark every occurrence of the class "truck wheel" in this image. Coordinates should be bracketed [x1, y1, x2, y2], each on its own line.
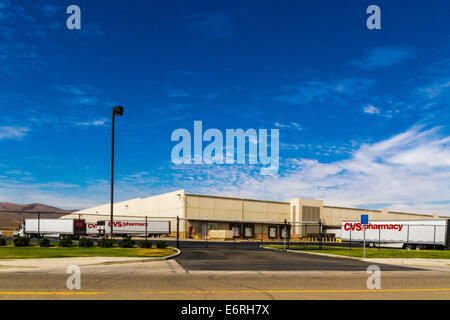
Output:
[416, 245, 424, 251]
[406, 244, 415, 250]
[368, 242, 375, 248]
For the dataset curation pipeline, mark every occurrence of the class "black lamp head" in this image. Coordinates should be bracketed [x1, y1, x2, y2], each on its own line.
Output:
[113, 106, 124, 116]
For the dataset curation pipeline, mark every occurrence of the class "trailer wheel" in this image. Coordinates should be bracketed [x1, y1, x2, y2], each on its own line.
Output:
[406, 244, 415, 250]
[416, 245, 424, 251]
[368, 242, 375, 248]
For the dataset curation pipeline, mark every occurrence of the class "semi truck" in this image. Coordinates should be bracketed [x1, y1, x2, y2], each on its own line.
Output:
[96, 220, 171, 238]
[17, 219, 86, 239]
[341, 219, 450, 250]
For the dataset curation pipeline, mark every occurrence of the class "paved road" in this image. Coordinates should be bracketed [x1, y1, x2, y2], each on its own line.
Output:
[175, 247, 417, 271]
[166, 239, 359, 249]
[0, 271, 449, 300]
[0, 246, 449, 300]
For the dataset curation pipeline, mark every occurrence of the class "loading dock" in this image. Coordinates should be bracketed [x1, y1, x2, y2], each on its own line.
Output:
[64, 190, 447, 241]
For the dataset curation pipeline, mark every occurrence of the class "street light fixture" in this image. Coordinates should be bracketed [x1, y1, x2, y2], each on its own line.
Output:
[111, 106, 124, 237]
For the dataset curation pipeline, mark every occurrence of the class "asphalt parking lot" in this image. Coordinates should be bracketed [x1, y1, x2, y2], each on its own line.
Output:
[175, 246, 419, 272]
[2, 242, 449, 300]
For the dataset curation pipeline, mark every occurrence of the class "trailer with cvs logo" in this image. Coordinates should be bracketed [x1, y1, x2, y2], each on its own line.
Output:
[18, 219, 86, 239]
[97, 220, 171, 237]
[341, 219, 450, 250]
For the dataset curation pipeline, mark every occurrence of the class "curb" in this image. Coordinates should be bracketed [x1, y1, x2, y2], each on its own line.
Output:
[361, 258, 450, 267]
[0, 247, 182, 268]
[261, 245, 360, 260]
[262, 246, 450, 267]
[165, 247, 181, 260]
[82, 247, 181, 266]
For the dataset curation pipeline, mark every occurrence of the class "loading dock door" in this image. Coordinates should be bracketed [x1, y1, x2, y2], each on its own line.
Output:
[244, 225, 254, 238]
[280, 225, 291, 240]
[230, 223, 241, 238]
[232, 225, 240, 238]
[268, 226, 278, 239]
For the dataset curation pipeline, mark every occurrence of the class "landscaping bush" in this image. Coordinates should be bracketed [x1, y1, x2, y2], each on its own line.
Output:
[39, 238, 51, 247]
[119, 236, 135, 248]
[13, 236, 30, 247]
[156, 240, 168, 249]
[98, 237, 115, 248]
[139, 240, 153, 249]
[79, 237, 94, 248]
[59, 236, 73, 247]
[0, 238, 6, 246]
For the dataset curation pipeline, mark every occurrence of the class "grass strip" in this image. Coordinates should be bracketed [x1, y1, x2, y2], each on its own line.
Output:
[265, 245, 450, 259]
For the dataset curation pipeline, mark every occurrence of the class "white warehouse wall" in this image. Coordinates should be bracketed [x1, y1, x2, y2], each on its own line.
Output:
[63, 190, 186, 234]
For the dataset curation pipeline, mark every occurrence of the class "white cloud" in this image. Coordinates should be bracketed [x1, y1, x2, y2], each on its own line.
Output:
[55, 84, 100, 106]
[3, 126, 449, 215]
[55, 85, 87, 96]
[75, 118, 108, 127]
[0, 126, 29, 140]
[171, 125, 450, 216]
[418, 78, 450, 99]
[274, 121, 303, 131]
[349, 46, 416, 70]
[277, 78, 375, 105]
[363, 105, 381, 115]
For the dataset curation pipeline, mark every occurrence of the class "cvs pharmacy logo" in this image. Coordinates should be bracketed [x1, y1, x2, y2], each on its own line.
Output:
[344, 223, 404, 231]
[344, 223, 365, 231]
[107, 221, 123, 228]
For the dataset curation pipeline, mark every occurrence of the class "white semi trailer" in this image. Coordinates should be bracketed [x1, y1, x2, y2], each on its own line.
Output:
[97, 220, 171, 237]
[341, 219, 450, 250]
[18, 219, 86, 239]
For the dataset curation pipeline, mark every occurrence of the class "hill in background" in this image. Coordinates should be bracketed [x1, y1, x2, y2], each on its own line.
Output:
[0, 203, 76, 235]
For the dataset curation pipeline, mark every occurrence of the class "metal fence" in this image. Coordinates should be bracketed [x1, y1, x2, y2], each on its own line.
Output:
[0, 210, 175, 245]
[174, 218, 449, 251]
[174, 218, 349, 250]
[1, 211, 447, 250]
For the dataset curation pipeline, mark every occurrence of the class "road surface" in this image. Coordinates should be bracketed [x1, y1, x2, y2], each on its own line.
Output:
[0, 246, 449, 300]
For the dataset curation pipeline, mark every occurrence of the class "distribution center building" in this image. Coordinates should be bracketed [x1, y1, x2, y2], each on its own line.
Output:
[65, 190, 446, 240]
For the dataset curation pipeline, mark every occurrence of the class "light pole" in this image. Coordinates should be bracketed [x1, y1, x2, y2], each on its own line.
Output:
[111, 106, 124, 237]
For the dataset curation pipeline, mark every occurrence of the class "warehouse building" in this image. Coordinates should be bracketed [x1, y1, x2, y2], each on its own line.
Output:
[65, 190, 445, 240]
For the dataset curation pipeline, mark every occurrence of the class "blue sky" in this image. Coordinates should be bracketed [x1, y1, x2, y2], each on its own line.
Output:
[0, 0, 449, 214]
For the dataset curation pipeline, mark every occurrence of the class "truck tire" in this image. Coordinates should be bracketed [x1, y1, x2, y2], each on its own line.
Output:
[368, 242, 375, 248]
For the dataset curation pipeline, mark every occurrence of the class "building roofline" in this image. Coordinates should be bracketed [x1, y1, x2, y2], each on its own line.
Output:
[323, 205, 440, 217]
[183, 217, 288, 224]
[324, 205, 381, 213]
[185, 193, 290, 205]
